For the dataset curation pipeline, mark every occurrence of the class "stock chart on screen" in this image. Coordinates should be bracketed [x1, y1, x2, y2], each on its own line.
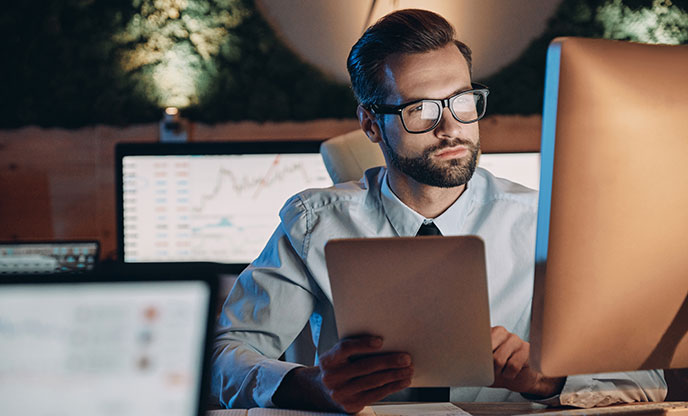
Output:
[121, 152, 332, 264]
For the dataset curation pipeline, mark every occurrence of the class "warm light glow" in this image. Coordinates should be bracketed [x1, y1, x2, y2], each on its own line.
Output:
[113, 0, 250, 108]
[165, 107, 179, 116]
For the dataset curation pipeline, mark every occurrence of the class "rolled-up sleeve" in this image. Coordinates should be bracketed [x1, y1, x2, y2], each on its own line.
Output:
[549, 370, 667, 407]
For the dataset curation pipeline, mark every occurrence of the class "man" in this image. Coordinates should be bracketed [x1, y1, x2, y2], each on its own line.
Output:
[212, 9, 666, 412]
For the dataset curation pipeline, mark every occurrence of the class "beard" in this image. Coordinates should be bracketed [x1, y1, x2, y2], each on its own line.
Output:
[384, 136, 480, 188]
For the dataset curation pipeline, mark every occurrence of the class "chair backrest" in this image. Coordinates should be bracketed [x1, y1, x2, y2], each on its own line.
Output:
[319, 130, 386, 183]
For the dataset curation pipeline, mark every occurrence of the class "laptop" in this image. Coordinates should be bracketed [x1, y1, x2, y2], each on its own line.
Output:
[0, 240, 100, 274]
[325, 235, 494, 387]
[0, 263, 218, 416]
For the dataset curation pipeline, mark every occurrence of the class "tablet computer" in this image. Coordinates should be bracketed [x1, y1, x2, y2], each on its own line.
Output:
[325, 235, 494, 387]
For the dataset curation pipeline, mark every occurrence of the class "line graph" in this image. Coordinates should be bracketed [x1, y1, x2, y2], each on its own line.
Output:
[193, 155, 327, 213]
[122, 153, 332, 263]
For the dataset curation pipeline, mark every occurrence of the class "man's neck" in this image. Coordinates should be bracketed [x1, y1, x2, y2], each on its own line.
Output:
[387, 168, 466, 219]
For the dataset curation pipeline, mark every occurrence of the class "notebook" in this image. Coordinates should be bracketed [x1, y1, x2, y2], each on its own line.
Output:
[325, 236, 494, 388]
[0, 240, 99, 274]
[0, 263, 218, 416]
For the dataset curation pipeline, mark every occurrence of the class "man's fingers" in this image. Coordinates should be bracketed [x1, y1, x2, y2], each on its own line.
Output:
[337, 378, 413, 414]
[490, 326, 510, 352]
[334, 365, 414, 397]
[492, 328, 530, 379]
[321, 352, 412, 390]
[327, 352, 411, 386]
[320, 336, 383, 368]
[493, 333, 519, 371]
[500, 344, 529, 379]
[317, 335, 416, 411]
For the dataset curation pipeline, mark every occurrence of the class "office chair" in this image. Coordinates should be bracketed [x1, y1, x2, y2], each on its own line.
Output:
[319, 129, 386, 184]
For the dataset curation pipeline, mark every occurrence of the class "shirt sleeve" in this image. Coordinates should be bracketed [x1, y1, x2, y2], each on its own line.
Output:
[211, 198, 319, 409]
[530, 370, 667, 408]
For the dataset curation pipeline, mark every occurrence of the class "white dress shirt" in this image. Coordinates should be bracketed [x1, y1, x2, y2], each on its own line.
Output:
[212, 166, 666, 408]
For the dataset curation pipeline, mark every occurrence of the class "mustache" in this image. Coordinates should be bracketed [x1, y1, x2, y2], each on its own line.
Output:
[423, 138, 478, 157]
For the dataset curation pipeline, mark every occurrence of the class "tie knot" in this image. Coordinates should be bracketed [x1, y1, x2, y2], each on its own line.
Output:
[416, 222, 442, 236]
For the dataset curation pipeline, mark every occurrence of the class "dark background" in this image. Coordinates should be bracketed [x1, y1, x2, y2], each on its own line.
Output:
[1, 0, 686, 128]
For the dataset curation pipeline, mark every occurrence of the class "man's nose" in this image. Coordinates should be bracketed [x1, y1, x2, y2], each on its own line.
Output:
[434, 106, 463, 139]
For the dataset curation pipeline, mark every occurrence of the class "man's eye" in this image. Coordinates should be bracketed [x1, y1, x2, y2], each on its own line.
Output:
[408, 104, 424, 113]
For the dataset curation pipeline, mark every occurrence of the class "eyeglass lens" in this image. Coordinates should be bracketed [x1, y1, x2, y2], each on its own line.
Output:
[401, 91, 486, 133]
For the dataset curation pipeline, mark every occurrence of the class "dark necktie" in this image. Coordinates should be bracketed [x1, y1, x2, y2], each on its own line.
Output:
[407, 220, 449, 402]
[416, 221, 442, 236]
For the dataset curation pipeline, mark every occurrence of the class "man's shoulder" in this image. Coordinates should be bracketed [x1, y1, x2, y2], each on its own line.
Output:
[279, 166, 386, 222]
[471, 167, 538, 212]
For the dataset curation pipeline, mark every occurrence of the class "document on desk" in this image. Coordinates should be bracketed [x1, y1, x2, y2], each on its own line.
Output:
[206, 402, 472, 415]
[371, 402, 472, 415]
[206, 407, 375, 415]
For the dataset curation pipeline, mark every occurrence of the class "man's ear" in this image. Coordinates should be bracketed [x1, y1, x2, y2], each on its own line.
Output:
[356, 105, 383, 144]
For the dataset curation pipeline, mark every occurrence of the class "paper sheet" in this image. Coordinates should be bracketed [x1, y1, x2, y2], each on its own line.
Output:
[207, 407, 374, 416]
[207, 403, 471, 416]
[371, 402, 472, 416]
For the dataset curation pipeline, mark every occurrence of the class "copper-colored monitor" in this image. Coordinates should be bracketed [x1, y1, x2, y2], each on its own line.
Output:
[530, 37, 688, 376]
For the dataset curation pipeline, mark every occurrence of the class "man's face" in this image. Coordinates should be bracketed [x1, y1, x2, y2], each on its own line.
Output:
[377, 43, 480, 188]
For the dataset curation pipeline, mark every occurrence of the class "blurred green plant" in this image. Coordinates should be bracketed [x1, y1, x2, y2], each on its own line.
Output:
[112, 0, 250, 108]
[0, 0, 355, 128]
[1, 0, 686, 128]
[597, 0, 688, 44]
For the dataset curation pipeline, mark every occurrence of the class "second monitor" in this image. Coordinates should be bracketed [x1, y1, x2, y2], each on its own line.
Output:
[116, 141, 333, 269]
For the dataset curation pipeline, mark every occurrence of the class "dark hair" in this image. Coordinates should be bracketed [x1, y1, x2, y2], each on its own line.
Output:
[347, 9, 473, 107]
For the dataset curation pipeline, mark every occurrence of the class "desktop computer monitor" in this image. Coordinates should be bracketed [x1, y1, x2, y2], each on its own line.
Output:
[530, 37, 688, 377]
[116, 141, 333, 270]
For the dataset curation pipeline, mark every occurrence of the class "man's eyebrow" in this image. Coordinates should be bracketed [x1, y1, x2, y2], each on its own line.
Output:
[401, 84, 473, 103]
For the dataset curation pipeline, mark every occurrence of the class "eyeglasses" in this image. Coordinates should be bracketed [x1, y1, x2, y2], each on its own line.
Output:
[368, 83, 489, 134]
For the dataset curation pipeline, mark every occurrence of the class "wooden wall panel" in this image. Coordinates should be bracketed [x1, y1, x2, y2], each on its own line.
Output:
[0, 115, 541, 260]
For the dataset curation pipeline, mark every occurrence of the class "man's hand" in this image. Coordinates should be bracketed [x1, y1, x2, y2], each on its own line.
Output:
[490, 326, 566, 399]
[273, 335, 413, 413]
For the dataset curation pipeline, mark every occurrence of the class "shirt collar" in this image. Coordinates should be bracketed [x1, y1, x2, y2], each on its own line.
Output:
[380, 169, 475, 237]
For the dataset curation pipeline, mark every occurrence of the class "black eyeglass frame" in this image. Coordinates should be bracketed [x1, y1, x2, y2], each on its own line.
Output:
[368, 82, 490, 134]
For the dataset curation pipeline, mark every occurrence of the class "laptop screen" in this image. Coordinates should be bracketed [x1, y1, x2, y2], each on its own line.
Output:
[0, 273, 213, 416]
[116, 142, 332, 267]
[0, 241, 99, 274]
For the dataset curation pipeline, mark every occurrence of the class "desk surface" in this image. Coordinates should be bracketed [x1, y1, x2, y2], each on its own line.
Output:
[455, 402, 545, 415]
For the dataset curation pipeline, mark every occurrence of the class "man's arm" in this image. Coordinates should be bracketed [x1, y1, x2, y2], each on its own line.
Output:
[211, 225, 318, 408]
[212, 196, 415, 410]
